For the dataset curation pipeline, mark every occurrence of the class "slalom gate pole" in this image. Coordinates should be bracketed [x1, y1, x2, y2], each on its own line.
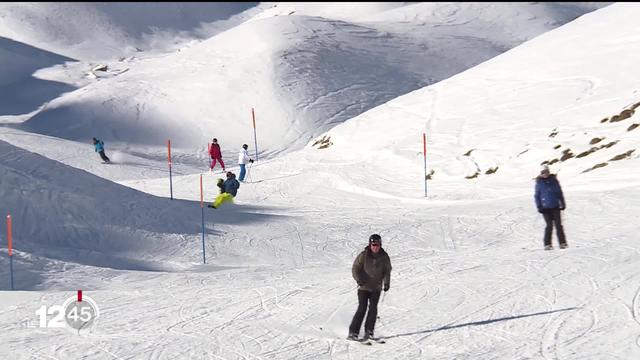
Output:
[168, 139, 173, 200]
[7, 214, 14, 290]
[200, 174, 206, 264]
[252, 108, 258, 162]
[423, 133, 427, 198]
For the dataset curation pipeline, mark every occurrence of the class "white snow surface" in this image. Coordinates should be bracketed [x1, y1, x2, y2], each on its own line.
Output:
[0, 2, 266, 60]
[2, 2, 640, 359]
[1, 2, 609, 155]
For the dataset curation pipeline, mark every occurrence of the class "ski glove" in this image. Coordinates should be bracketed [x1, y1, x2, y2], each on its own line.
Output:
[537, 207, 543, 214]
[357, 274, 369, 287]
[249, 159, 254, 163]
[383, 284, 389, 292]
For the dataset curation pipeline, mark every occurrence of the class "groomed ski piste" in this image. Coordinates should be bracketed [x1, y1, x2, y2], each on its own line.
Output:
[2, 2, 640, 359]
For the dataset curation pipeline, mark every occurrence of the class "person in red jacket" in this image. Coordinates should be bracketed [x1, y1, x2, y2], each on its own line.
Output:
[208, 138, 225, 172]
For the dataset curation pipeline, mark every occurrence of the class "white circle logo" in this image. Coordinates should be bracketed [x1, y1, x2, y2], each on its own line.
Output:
[61, 294, 100, 331]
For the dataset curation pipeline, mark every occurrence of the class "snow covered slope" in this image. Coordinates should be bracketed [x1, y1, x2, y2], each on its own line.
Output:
[0, 140, 208, 273]
[315, 2, 640, 198]
[0, 36, 75, 119]
[12, 2, 609, 157]
[2, 3, 640, 360]
[0, 2, 264, 60]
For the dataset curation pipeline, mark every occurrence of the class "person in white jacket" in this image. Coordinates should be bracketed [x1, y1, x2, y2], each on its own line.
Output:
[238, 144, 254, 182]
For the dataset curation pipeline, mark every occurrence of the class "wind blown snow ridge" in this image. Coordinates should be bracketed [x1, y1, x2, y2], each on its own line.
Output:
[2, 2, 609, 154]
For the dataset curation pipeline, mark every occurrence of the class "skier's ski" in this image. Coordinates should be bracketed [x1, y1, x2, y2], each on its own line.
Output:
[362, 334, 386, 344]
[346, 336, 372, 345]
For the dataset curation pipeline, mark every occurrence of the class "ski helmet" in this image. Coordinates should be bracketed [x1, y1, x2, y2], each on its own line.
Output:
[540, 165, 550, 175]
[369, 233, 381, 244]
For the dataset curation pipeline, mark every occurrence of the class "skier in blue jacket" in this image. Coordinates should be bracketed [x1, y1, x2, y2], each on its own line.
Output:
[208, 172, 240, 209]
[92, 137, 110, 163]
[534, 165, 567, 250]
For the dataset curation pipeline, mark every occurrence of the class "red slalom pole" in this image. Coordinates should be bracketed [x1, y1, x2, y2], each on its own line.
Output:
[252, 108, 258, 161]
[77, 290, 83, 302]
[423, 133, 428, 198]
[7, 214, 14, 290]
[168, 139, 173, 200]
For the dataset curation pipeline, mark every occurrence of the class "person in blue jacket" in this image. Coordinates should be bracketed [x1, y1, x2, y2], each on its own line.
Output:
[92, 137, 110, 163]
[534, 165, 567, 250]
[208, 172, 240, 209]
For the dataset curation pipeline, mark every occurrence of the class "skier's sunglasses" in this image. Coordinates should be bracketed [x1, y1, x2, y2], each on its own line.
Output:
[370, 243, 380, 247]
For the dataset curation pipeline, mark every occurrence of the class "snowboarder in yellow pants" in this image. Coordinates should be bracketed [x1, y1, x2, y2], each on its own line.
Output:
[212, 192, 235, 208]
[208, 172, 240, 209]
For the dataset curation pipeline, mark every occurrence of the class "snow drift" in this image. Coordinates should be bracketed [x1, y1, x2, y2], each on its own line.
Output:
[14, 2, 609, 156]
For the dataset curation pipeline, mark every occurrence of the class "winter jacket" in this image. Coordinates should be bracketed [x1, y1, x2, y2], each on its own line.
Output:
[534, 174, 565, 211]
[94, 140, 104, 153]
[352, 246, 392, 292]
[223, 177, 240, 197]
[209, 143, 222, 158]
[238, 148, 252, 165]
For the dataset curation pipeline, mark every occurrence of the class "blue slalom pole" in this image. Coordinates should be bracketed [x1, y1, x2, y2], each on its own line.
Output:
[168, 140, 173, 200]
[9, 255, 14, 290]
[199, 174, 206, 264]
[201, 207, 206, 264]
[169, 165, 174, 200]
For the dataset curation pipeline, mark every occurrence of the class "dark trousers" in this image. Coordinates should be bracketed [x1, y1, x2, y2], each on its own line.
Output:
[349, 289, 381, 335]
[99, 150, 110, 162]
[542, 209, 566, 247]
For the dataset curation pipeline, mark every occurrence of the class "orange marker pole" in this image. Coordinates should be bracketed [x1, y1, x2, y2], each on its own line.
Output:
[252, 108, 258, 161]
[200, 174, 206, 264]
[7, 215, 14, 290]
[423, 133, 428, 198]
[168, 139, 173, 200]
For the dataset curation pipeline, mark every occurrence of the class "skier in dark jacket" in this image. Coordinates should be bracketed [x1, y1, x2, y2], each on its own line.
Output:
[348, 234, 392, 342]
[208, 172, 240, 209]
[92, 137, 110, 163]
[534, 165, 567, 250]
[222, 172, 240, 197]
